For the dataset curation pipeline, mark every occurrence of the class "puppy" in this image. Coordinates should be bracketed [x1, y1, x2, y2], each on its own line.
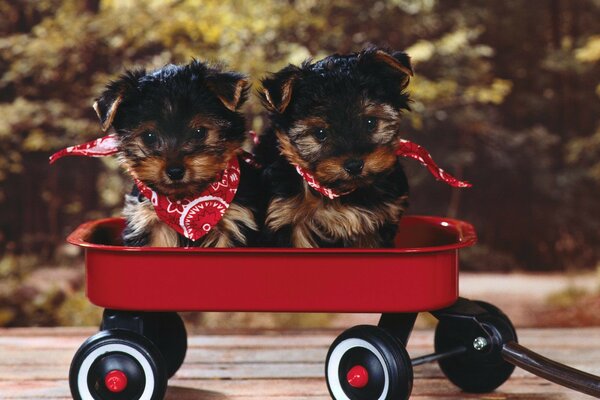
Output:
[94, 60, 262, 247]
[258, 48, 412, 248]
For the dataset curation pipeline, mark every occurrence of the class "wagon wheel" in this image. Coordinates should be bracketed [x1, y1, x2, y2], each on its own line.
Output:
[325, 325, 413, 400]
[137, 312, 187, 379]
[101, 311, 187, 379]
[69, 329, 167, 400]
[434, 300, 517, 393]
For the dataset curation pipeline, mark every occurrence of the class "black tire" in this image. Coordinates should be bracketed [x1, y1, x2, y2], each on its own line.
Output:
[325, 325, 413, 400]
[69, 330, 167, 400]
[101, 311, 187, 379]
[435, 300, 517, 393]
[137, 312, 187, 379]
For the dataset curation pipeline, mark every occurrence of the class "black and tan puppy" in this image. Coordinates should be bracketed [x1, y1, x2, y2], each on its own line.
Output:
[258, 48, 413, 247]
[94, 60, 262, 247]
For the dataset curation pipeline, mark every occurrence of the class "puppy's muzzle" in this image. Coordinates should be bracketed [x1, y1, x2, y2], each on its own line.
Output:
[166, 166, 185, 181]
[343, 158, 364, 176]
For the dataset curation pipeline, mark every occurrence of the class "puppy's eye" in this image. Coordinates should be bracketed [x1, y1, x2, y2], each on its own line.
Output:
[194, 127, 208, 140]
[365, 117, 378, 133]
[312, 128, 328, 142]
[141, 131, 157, 146]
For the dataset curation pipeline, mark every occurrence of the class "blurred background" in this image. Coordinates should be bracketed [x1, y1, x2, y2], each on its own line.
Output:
[0, 0, 599, 329]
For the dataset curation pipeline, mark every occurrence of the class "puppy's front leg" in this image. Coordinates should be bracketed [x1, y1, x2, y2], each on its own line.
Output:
[122, 194, 179, 247]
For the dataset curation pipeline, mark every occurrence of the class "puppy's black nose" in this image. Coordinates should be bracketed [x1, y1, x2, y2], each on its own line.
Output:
[343, 159, 364, 175]
[166, 166, 185, 181]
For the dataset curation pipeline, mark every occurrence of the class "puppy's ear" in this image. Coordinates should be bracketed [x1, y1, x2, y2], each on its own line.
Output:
[205, 71, 250, 112]
[94, 70, 144, 131]
[359, 48, 414, 89]
[260, 65, 301, 113]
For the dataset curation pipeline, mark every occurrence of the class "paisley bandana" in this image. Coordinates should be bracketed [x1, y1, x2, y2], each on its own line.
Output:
[132, 159, 240, 241]
[49, 134, 243, 241]
[293, 138, 472, 199]
[294, 165, 344, 200]
[395, 139, 472, 188]
[49, 135, 119, 163]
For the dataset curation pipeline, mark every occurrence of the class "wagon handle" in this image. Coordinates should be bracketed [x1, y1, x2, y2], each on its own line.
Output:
[502, 341, 600, 397]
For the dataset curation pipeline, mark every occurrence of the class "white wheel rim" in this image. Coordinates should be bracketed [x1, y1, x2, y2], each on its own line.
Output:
[327, 338, 390, 400]
[77, 343, 155, 400]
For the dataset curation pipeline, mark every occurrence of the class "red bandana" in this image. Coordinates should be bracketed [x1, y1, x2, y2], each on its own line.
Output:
[49, 135, 119, 163]
[395, 139, 472, 188]
[50, 134, 242, 241]
[293, 138, 472, 199]
[133, 159, 240, 241]
[294, 166, 344, 200]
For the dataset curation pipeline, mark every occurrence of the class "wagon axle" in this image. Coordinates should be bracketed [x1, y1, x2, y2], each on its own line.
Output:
[325, 298, 600, 399]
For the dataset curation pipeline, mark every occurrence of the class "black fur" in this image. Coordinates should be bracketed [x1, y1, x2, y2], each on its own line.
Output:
[258, 47, 412, 247]
[95, 60, 262, 247]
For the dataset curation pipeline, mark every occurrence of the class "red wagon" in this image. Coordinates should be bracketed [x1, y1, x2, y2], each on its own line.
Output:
[66, 215, 600, 400]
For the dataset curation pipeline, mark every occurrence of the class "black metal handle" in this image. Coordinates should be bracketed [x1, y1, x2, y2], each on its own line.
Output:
[502, 341, 600, 397]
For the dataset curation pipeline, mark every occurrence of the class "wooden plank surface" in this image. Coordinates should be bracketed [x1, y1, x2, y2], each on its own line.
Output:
[0, 327, 598, 399]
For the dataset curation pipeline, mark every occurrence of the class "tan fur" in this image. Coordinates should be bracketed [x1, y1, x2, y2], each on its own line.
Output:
[374, 50, 414, 77]
[150, 222, 180, 247]
[134, 157, 167, 182]
[312, 146, 397, 185]
[363, 102, 401, 144]
[122, 195, 179, 247]
[131, 121, 159, 137]
[364, 102, 399, 120]
[192, 203, 257, 248]
[263, 77, 295, 113]
[124, 195, 256, 248]
[276, 130, 309, 168]
[315, 156, 347, 183]
[206, 78, 248, 112]
[220, 78, 248, 111]
[185, 154, 228, 182]
[266, 184, 407, 248]
[363, 146, 398, 174]
[288, 117, 328, 157]
[289, 116, 328, 134]
[279, 78, 295, 112]
[188, 115, 230, 147]
[94, 96, 123, 132]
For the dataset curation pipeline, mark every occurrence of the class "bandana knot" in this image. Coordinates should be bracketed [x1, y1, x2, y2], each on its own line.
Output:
[292, 138, 472, 199]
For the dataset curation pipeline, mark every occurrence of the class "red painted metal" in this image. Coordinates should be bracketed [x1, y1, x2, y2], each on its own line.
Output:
[67, 215, 476, 313]
[104, 370, 127, 393]
[346, 365, 369, 388]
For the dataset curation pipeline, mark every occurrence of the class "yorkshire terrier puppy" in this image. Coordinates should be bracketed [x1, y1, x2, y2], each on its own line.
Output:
[94, 60, 262, 247]
[258, 47, 412, 248]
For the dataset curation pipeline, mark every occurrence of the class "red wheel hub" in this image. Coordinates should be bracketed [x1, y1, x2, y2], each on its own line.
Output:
[104, 369, 128, 393]
[346, 365, 369, 388]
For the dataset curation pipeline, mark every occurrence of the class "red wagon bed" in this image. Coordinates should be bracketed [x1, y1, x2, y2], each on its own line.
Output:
[68, 215, 476, 313]
[66, 215, 600, 400]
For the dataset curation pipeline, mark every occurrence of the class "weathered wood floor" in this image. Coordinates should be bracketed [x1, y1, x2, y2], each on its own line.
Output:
[0, 327, 598, 399]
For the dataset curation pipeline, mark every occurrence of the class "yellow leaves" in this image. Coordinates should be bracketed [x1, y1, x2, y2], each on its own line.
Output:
[575, 35, 600, 63]
[410, 78, 512, 109]
[23, 130, 47, 152]
[287, 44, 312, 66]
[437, 28, 472, 55]
[406, 40, 435, 62]
[567, 128, 600, 164]
[411, 78, 458, 102]
[406, 27, 493, 67]
[464, 79, 513, 105]
[567, 126, 600, 182]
